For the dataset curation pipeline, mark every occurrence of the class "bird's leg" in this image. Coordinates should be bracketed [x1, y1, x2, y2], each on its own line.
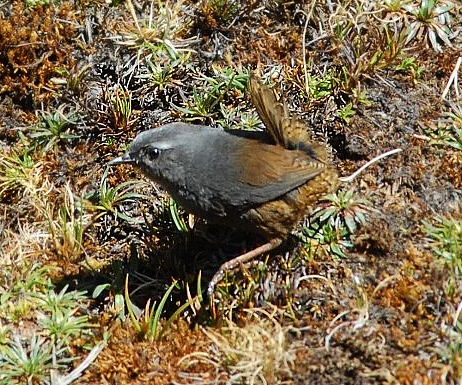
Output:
[207, 237, 283, 296]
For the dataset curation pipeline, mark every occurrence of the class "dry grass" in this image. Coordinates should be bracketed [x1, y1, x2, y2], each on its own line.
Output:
[178, 308, 301, 384]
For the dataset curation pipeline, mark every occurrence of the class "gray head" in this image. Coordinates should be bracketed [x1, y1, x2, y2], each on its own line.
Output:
[108, 122, 225, 187]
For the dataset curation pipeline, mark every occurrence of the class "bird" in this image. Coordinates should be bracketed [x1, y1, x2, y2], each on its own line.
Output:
[108, 76, 340, 294]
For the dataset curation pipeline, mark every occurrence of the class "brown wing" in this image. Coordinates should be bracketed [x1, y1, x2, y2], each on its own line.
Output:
[227, 141, 327, 206]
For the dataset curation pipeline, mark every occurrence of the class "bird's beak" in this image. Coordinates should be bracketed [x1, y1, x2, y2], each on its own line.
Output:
[108, 152, 135, 166]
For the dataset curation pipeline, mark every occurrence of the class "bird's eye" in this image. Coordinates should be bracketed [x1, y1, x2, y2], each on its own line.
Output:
[146, 147, 160, 160]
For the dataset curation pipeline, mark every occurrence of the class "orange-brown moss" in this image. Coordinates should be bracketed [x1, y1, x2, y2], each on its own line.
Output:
[441, 150, 462, 188]
[79, 319, 209, 384]
[0, 1, 81, 106]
